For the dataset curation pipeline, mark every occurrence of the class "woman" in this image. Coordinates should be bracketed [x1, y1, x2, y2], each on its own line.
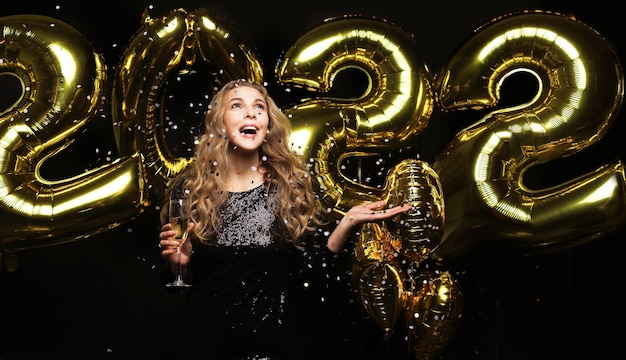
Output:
[158, 79, 410, 359]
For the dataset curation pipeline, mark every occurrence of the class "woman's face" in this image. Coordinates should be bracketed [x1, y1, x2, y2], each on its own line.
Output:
[222, 86, 269, 154]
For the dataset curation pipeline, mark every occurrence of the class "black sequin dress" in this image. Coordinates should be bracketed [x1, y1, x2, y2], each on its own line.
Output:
[165, 183, 334, 360]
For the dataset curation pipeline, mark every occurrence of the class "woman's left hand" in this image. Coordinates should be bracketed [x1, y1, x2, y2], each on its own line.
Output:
[327, 200, 412, 252]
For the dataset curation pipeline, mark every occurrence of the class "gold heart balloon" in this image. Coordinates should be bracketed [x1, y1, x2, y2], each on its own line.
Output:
[403, 270, 463, 360]
[354, 222, 402, 266]
[358, 261, 406, 340]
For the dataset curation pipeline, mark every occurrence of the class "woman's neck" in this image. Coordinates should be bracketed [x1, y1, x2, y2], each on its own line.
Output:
[225, 154, 265, 192]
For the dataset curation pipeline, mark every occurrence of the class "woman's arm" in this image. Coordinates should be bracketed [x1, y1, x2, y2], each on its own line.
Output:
[326, 200, 411, 253]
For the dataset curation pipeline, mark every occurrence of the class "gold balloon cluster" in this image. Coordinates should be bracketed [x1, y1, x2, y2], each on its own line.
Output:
[353, 159, 463, 359]
[1, 7, 625, 359]
[276, 19, 462, 356]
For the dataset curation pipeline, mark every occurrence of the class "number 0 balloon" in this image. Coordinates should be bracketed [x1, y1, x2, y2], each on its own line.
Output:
[112, 8, 264, 199]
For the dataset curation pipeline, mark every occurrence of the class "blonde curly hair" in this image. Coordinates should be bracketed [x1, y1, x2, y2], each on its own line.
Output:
[163, 79, 323, 245]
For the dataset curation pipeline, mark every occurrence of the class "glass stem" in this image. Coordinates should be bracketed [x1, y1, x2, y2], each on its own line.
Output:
[176, 246, 182, 281]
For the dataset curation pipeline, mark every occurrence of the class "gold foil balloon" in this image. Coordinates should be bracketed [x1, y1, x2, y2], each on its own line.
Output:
[354, 222, 401, 266]
[354, 159, 452, 347]
[112, 7, 264, 200]
[276, 15, 434, 221]
[0, 15, 147, 271]
[404, 270, 463, 360]
[358, 261, 405, 339]
[432, 10, 626, 263]
[382, 159, 444, 264]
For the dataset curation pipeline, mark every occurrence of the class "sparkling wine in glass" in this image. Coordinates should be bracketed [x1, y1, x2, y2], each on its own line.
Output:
[165, 198, 192, 288]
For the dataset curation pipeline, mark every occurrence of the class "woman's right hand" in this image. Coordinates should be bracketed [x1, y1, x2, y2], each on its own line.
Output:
[158, 222, 194, 266]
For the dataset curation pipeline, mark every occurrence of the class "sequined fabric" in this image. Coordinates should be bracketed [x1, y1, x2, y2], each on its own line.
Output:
[215, 184, 277, 247]
[174, 183, 295, 359]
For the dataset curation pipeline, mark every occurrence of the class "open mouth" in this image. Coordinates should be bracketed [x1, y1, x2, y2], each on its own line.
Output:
[240, 125, 258, 136]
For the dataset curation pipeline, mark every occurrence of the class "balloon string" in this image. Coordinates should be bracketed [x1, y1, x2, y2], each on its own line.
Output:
[383, 334, 390, 352]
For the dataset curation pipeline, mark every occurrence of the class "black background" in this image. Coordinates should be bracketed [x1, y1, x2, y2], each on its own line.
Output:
[1, 1, 624, 359]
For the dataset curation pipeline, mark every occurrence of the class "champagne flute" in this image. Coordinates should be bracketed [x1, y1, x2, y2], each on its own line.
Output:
[165, 198, 192, 288]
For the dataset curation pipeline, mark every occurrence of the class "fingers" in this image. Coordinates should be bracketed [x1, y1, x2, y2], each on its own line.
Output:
[158, 240, 187, 266]
[370, 205, 409, 218]
[158, 222, 194, 263]
[160, 246, 179, 257]
[362, 200, 410, 211]
[159, 239, 179, 248]
[350, 200, 411, 222]
[362, 200, 385, 210]
[160, 222, 194, 239]
[158, 240, 178, 257]
[158, 222, 180, 255]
